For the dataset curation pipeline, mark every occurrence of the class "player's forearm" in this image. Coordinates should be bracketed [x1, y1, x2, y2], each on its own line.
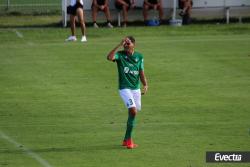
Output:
[140, 71, 148, 94]
[107, 44, 121, 61]
[140, 71, 148, 86]
[140, 77, 148, 87]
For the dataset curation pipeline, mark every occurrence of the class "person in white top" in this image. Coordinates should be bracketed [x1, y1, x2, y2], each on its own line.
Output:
[70, 0, 83, 6]
[66, 0, 87, 42]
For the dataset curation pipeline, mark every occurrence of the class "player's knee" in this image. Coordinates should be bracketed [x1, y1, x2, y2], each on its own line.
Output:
[129, 107, 137, 116]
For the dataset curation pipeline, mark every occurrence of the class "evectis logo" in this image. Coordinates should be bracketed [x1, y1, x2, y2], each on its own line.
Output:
[215, 153, 241, 162]
[206, 152, 250, 163]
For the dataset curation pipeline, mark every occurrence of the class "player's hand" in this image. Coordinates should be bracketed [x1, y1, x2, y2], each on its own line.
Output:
[119, 38, 126, 47]
[142, 85, 148, 95]
[120, 37, 130, 47]
[125, 37, 131, 43]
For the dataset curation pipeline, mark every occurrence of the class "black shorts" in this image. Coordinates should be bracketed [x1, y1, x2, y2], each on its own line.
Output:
[144, 0, 158, 9]
[97, 0, 105, 5]
[92, 0, 105, 6]
[148, 0, 158, 5]
[67, 2, 83, 16]
[115, 0, 131, 10]
[91, 0, 106, 10]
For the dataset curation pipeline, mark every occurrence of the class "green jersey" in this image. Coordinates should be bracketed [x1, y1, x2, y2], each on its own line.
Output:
[115, 51, 144, 90]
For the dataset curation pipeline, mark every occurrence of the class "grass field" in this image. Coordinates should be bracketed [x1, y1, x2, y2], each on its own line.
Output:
[0, 0, 61, 15]
[0, 24, 250, 167]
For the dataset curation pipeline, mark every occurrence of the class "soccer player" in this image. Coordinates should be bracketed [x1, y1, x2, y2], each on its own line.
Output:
[143, 0, 164, 24]
[92, 0, 114, 28]
[107, 36, 148, 149]
[65, 0, 87, 42]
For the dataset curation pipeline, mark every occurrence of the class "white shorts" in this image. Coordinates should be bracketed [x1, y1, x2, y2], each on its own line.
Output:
[119, 89, 141, 111]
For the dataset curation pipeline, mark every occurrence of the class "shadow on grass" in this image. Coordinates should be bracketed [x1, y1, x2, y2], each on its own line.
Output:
[0, 144, 125, 154]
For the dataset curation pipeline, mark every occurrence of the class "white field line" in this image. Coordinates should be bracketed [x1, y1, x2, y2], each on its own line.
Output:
[0, 131, 53, 167]
[13, 29, 24, 38]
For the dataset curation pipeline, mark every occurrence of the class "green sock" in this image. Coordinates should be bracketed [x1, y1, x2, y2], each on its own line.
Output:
[124, 112, 136, 140]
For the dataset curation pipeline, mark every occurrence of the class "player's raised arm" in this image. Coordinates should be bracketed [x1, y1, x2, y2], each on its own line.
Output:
[107, 39, 125, 61]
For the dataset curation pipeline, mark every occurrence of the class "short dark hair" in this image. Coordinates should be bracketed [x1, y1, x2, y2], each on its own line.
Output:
[127, 36, 135, 44]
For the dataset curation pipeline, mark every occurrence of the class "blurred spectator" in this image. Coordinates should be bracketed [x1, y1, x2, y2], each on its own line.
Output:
[115, 0, 135, 27]
[179, 0, 193, 25]
[66, 0, 87, 42]
[92, 0, 114, 28]
[143, 0, 164, 24]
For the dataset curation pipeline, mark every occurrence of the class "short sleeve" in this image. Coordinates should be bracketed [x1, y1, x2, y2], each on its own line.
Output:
[139, 58, 144, 71]
[114, 52, 120, 61]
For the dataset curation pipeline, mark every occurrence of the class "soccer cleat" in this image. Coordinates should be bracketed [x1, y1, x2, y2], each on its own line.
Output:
[65, 36, 77, 42]
[126, 139, 138, 149]
[107, 22, 113, 28]
[127, 143, 138, 149]
[93, 23, 99, 28]
[81, 36, 87, 42]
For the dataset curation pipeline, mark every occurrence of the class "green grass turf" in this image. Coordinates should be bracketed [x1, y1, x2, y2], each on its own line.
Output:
[0, 15, 61, 28]
[0, 24, 250, 167]
[0, 0, 61, 15]
[0, 0, 60, 6]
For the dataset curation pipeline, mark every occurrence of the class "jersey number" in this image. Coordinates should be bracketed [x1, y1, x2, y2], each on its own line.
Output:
[128, 99, 133, 105]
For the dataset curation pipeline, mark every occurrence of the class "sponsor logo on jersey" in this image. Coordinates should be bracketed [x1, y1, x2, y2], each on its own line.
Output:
[124, 67, 139, 75]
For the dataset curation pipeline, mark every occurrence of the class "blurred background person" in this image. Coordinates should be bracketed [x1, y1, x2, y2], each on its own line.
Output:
[66, 0, 87, 42]
[143, 0, 164, 24]
[115, 0, 135, 27]
[92, 0, 114, 28]
[179, 0, 193, 25]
